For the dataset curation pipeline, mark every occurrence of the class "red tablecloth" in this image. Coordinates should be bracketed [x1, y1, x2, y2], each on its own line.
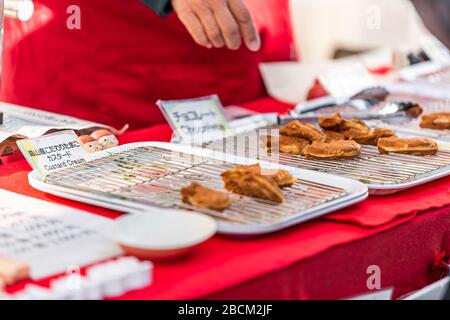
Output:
[1, 97, 450, 299]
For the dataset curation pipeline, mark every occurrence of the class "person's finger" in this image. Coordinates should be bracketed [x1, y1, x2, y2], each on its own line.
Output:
[178, 11, 212, 48]
[213, 3, 241, 50]
[228, 0, 260, 51]
[195, 6, 225, 48]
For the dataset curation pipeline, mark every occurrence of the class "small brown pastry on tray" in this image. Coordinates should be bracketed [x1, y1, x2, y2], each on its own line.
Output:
[318, 113, 343, 131]
[353, 128, 397, 146]
[222, 171, 284, 203]
[420, 112, 450, 130]
[263, 135, 310, 155]
[223, 163, 296, 188]
[265, 169, 297, 188]
[323, 130, 346, 142]
[279, 136, 310, 155]
[231, 163, 261, 175]
[377, 137, 438, 156]
[404, 103, 423, 118]
[303, 140, 361, 160]
[221, 164, 286, 203]
[280, 120, 326, 142]
[181, 183, 231, 211]
[340, 119, 371, 140]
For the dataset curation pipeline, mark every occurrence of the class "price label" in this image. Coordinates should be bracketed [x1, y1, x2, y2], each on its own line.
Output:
[157, 95, 230, 144]
[17, 130, 90, 177]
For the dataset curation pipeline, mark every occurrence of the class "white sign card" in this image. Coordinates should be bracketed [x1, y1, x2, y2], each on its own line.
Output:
[319, 62, 378, 99]
[157, 95, 230, 144]
[17, 130, 91, 177]
[0, 190, 122, 279]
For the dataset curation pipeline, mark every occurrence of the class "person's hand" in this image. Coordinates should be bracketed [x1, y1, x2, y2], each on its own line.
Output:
[171, 0, 261, 51]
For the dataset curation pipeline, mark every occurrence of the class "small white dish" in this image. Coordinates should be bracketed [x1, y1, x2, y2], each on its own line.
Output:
[111, 210, 217, 260]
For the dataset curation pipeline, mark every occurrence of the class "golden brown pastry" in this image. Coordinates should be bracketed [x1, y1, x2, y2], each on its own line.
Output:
[181, 183, 231, 211]
[221, 164, 259, 184]
[221, 165, 285, 203]
[340, 119, 370, 132]
[222, 172, 284, 203]
[420, 112, 450, 130]
[231, 163, 261, 175]
[341, 119, 371, 140]
[353, 128, 397, 146]
[303, 140, 361, 160]
[263, 135, 310, 155]
[323, 130, 346, 142]
[265, 169, 297, 188]
[280, 120, 326, 142]
[279, 136, 310, 155]
[405, 103, 423, 118]
[318, 113, 343, 131]
[377, 137, 438, 156]
[222, 163, 296, 188]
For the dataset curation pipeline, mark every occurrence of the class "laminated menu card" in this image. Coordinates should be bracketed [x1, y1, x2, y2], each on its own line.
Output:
[0, 190, 122, 279]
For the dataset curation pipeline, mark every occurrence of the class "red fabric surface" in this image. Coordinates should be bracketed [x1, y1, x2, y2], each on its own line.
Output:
[1, 0, 295, 130]
[207, 205, 450, 300]
[325, 178, 450, 227]
[1, 157, 448, 299]
[1, 98, 450, 299]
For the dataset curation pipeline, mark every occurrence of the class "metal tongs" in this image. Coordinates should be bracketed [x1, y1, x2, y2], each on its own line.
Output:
[279, 101, 422, 125]
[296, 87, 390, 114]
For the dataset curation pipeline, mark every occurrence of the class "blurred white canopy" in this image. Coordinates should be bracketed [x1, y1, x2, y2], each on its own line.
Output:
[290, 0, 429, 62]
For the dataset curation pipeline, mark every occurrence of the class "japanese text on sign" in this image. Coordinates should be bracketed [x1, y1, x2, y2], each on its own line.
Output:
[17, 130, 90, 177]
[157, 95, 230, 144]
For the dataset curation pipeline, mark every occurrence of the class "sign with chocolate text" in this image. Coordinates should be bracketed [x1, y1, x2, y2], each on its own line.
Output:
[17, 130, 90, 177]
[157, 95, 230, 144]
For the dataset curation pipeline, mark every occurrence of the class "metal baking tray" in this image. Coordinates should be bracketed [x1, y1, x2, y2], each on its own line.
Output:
[204, 128, 450, 195]
[28, 142, 368, 236]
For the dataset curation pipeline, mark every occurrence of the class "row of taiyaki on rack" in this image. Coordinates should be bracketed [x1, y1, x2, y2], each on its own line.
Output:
[265, 113, 438, 160]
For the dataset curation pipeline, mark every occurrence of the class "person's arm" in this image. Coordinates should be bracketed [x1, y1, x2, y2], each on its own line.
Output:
[141, 0, 173, 17]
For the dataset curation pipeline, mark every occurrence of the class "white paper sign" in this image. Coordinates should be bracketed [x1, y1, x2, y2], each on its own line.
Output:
[17, 130, 90, 177]
[157, 95, 230, 144]
[319, 62, 378, 99]
[0, 190, 122, 279]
